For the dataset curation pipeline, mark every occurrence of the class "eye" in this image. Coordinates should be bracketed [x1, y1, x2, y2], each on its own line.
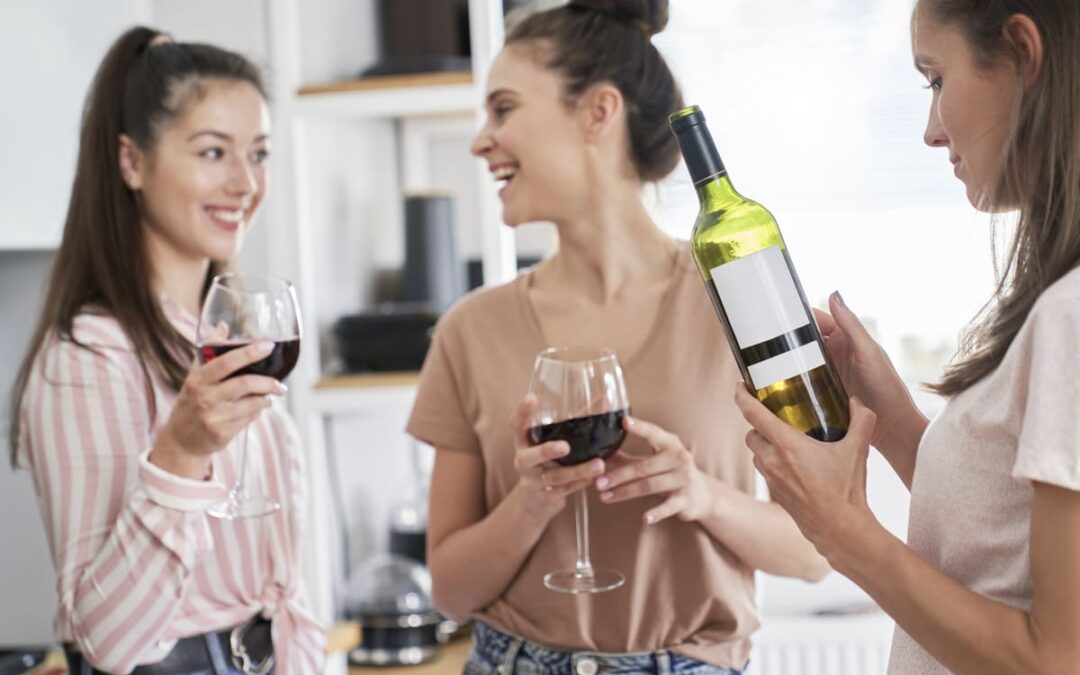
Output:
[923, 76, 942, 91]
[199, 147, 225, 160]
[492, 103, 514, 121]
[252, 148, 271, 164]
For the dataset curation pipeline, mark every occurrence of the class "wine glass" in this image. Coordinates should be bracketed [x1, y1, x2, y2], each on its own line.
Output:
[528, 347, 630, 594]
[196, 273, 301, 519]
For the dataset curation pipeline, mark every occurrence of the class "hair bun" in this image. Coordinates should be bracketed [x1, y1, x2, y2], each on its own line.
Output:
[568, 0, 670, 36]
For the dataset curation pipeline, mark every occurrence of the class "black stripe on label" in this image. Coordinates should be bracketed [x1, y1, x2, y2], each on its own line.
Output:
[740, 324, 816, 366]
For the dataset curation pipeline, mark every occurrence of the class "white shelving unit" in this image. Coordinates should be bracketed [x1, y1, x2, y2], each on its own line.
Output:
[263, 2, 513, 666]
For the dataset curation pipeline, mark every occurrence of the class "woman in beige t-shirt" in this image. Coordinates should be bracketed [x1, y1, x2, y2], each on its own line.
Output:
[737, 1, 1080, 673]
[407, 1, 829, 674]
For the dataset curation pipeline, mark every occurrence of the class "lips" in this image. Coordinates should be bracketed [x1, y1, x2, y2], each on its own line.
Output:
[205, 206, 246, 231]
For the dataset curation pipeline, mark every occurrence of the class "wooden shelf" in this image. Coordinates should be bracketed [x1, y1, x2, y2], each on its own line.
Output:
[294, 71, 477, 120]
[316, 372, 421, 390]
[298, 71, 473, 96]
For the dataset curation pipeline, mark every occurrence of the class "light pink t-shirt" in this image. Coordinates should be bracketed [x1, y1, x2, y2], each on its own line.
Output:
[889, 267, 1080, 673]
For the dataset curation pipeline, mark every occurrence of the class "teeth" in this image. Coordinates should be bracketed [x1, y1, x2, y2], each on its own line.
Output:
[207, 208, 244, 223]
[492, 166, 517, 181]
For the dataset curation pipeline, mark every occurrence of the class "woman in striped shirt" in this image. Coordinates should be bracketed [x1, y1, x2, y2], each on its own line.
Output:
[7, 27, 325, 674]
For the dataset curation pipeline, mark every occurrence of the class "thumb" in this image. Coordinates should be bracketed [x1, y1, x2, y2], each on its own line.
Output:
[847, 396, 878, 443]
[829, 292, 875, 349]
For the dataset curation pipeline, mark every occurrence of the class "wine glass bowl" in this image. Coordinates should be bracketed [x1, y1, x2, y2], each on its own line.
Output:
[196, 273, 301, 519]
[527, 346, 629, 594]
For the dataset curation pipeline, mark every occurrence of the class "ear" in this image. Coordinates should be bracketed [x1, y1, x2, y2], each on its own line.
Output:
[578, 83, 624, 144]
[118, 134, 145, 191]
[1002, 14, 1044, 88]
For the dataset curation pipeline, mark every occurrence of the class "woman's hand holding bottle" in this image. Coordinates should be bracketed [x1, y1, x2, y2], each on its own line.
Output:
[817, 292, 928, 451]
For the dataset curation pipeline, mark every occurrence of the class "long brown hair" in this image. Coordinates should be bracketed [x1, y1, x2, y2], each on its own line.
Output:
[920, 0, 1080, 396]
[505, 0, 684, 182]
[8, 27, 266, 465]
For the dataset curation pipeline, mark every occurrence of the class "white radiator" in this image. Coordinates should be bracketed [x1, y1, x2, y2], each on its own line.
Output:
[746, 613, 893, 675]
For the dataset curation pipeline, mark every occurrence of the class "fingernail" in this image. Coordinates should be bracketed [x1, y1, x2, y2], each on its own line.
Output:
[601, 491, 613, 501]
[833, 291, 848, 310]
[596, 476, 609, 489]
[554, 442, 569, 455]
[277, 382, 288, 394]
[590, 462, 604, 475]
[625, 416, 635, 427]
[256, 341, 274, 353]
[644, 513, 656, 525]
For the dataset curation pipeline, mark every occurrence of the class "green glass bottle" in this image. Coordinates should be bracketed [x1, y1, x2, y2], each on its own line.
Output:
[669, 105, 849, 441]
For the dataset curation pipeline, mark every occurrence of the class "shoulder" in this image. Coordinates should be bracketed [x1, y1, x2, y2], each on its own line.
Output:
[1032, 266, 1080, 314]
[69, 308, 135, 351]
[34, 310, 138, 383]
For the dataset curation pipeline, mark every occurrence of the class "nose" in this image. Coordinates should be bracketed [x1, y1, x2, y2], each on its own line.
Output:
[227, 155, 259, 196]
[923, 97, 948, 148]
[471, 120, 493, 157]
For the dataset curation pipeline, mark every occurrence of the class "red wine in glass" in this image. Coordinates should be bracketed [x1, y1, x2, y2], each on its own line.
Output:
[196, 273, 301, 520]
[529, 409, 630, 466]
[528, 346, 629, 594]
[198, 338, 301, 381]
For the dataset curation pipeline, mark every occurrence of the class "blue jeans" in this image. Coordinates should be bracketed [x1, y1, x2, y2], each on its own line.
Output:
[464, 621, 744, 675]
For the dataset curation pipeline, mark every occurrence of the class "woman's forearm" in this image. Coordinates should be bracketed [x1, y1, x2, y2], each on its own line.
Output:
[698, 477, 830, 582]
[429, 485, 551, 621]
[830, 513, 1067, 675]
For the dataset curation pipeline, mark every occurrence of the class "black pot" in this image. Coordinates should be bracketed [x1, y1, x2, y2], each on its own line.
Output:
[347, 611, 453, 666]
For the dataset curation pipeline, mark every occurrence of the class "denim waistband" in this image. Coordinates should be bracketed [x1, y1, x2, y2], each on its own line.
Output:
[469, 620, 741, 675]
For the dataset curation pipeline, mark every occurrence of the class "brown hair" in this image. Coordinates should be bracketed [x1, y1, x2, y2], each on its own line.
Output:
[506, 0, 684, 182]
[918, 0, 1080, 396]
[8, 27, 266, 465]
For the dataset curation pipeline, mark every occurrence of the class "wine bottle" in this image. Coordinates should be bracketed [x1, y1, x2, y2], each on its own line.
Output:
[669, 105, 849, 441]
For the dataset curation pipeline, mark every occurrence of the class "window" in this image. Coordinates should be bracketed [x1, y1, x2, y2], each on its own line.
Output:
[653, 0, 998, 395]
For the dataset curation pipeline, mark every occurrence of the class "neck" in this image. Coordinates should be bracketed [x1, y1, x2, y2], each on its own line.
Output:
[144, 225, 211, 317]
[545, 179, 677, 304]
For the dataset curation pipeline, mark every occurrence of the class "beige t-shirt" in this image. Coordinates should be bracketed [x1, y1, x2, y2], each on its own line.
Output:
[407, 245, 758, 668]
[888, 267, 1080, 673]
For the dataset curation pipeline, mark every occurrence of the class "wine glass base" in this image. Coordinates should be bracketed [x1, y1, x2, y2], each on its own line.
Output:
[544, 568, 624, 594]
[206, 495, 281, 520]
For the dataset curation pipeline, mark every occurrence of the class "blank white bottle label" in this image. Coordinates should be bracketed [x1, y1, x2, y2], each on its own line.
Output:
[709, 245, 825, 389]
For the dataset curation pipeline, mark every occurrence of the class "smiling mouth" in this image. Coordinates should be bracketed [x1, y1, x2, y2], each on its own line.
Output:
[491, 165, 517, 185]
[205, 207, 246, 229]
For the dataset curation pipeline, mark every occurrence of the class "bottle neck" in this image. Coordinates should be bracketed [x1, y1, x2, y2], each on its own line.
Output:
[696, 173, 741, 210]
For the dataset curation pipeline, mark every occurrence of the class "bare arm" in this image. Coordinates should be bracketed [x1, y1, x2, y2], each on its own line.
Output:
[427, 396, 603, 620]
[697, 478, 830, 581]
[427, 451, 546, 620]
[598, 416, 829, 583]
[831, 482, 1080, 674]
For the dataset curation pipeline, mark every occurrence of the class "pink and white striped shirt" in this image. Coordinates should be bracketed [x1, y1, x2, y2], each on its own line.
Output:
[18, 299, 325, 674]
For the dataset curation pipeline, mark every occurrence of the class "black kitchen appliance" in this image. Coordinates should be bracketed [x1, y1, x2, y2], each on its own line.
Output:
[343, 554, 456, 666]
[334, 194, 463, 372]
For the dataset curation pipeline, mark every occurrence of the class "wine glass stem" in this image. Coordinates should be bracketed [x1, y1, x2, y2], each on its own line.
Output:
[573, 490, 595, 578]
[232, 424, 250, 500]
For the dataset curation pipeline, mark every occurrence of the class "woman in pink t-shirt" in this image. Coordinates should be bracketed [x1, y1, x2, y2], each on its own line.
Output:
[737, 1, 1080, 673]
[8, 27, 324, 674]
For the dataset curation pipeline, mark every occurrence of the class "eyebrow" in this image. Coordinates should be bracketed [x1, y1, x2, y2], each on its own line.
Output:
[186, 130, 269, 143]
[485, 88, 518, 105]
[913, 55, 937, 76]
